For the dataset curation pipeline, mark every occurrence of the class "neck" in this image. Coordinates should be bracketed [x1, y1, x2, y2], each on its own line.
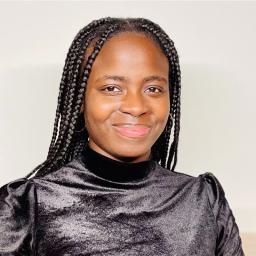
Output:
[81, 144, 156, 183]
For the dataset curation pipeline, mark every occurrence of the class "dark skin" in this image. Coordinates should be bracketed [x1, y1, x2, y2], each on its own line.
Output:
[80, 31, 170, 163]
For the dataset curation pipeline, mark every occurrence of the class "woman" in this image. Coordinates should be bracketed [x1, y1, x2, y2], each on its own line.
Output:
[0, 17, 244, 255]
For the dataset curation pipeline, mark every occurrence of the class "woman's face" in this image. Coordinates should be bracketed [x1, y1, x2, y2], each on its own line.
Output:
[81, 31, 170, 162]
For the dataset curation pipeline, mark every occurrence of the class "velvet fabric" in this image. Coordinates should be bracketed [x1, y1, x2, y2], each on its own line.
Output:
[0, 145, 244, 255]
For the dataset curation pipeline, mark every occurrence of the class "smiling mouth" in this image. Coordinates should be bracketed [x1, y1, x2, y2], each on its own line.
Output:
[112, 125, 151, 138]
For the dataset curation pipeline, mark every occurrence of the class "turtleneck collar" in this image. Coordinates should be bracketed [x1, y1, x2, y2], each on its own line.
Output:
[81, 144, 156, 183]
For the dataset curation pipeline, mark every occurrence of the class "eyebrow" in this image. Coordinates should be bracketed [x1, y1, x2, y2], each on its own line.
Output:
[95, 74, 168, 84]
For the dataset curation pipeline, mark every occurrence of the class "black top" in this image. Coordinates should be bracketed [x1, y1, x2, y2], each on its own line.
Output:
[0, 145, 245, 255]
[82, 144, 155, 182]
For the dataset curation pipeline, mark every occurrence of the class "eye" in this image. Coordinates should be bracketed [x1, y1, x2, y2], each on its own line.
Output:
[145, 86, 163, 94]
[101, 85, 121, 93]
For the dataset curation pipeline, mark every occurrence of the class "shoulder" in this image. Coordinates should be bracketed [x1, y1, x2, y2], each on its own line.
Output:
[198, 171, 226, 214]
[198, 172, 244, 255]
[0, 177, 36, 201]
[0, 178, 37, 254]
[154, 163, 197, 183]
[154, 163, 217, 191]
[154, 165, 226, 202]
[0, 177, 37, 213]
[153, 164, 223, 200]
[199, 171, 225, 193]
[36, 156, 85, 183]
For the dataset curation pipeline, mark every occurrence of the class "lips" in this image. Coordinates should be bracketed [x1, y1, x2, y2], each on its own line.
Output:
[112, 124, 151, 138]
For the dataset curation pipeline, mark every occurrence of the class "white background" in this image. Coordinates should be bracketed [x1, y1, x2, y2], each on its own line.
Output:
[0, 1, 255, 233]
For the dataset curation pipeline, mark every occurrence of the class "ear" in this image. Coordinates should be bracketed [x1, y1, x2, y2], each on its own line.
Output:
[80, 103, 84, 113]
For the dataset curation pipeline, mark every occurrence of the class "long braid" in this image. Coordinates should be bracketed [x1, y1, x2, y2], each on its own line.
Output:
[25, 17, 182, 178]
[47, 18, 113, 158]
[47, 19, 109, 156]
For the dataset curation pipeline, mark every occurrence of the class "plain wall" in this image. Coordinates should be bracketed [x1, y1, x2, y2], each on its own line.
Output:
[0, 1, 255, 232]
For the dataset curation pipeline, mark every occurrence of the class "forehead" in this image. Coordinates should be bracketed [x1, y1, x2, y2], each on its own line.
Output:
[87, 31, 169, 77]
[98, 31, 165, 59]
[104, 31, 162, 51]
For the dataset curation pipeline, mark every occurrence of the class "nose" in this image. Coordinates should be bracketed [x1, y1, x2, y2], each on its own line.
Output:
[119, 91, 148, 117]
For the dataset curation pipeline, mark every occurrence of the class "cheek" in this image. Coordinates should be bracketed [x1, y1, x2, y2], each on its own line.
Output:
[84, 92, 116, 126]
[152, 96, 170, 121]
[150, 97, 170, 136]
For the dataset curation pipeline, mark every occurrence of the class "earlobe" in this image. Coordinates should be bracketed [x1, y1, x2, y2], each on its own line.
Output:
[80, 103, 84, 113]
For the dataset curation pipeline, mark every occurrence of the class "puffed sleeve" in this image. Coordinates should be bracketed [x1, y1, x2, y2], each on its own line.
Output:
[201, 172, 245, 256]
[0, 178, 37, 255]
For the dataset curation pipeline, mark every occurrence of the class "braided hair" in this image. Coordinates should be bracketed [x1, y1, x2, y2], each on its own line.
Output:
[25, 17, 181, 178]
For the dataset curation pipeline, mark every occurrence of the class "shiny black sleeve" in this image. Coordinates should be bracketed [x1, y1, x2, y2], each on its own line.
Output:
[0, 178, 36, 255]
[202, 172, 245, 256]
